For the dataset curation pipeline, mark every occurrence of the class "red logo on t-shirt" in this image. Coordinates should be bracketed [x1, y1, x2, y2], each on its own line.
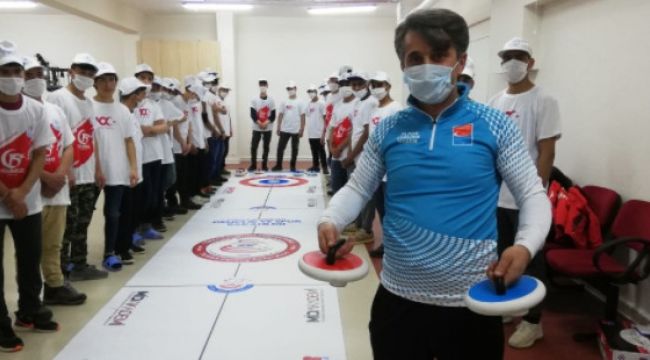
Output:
[505, 109, 519, 119]
[44, 124, 62, 173]
[192, 105, 200, 114]
[72, 118, 94, 168]
[332, 117, 352, 147]
[95, 116, 114, 127]
[0, 132, 33, 188]
[371, 116, 381, 125]
[138, 108, 150, 117]
[325, 104, 334, 127]
[258, 106, 270, 124]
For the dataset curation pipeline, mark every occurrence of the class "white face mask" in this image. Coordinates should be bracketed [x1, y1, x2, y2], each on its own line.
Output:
[403, 63, 456, 105]
[288, 89, 297, 97]
[23, 78, 47, 98]
[72, 74, 94, 91]
[219, 91, 228, 99]
[149, 92, 162, 101]
[354, 88, 368, 99]
[328, 82, 339, 92]
[339, 86, 353, 99]
[370, 87, 387, 101]
[501, 59, 528, 84]
[161, 93, 173, 101]
[260, 86, 268, 94]
[0, 77, 24, 96]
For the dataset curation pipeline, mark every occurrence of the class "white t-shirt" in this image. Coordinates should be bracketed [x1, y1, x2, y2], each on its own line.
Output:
[328, 99, 358, 161]
[278, 98, 305, 134]
[306, 100, 326, 139]
[46, 88, 96, 185]
[188, 100, 205, 149]
[128, 110, 144, 184]
[42, 102, 74, 207]
[488, 85, 562, 209]
[92, 100, 134, 186]
[218, 97, 232, 137]
[369, 100, 403, 135]
[135, 98, 164, 164]
[203, 91, 219, 140]
[351, 96, 379, 162]
[250, 96, 276, 132]
[157, 99, 183, 165]
[0, 96, 54, 219]
[172, 100, 192, 154]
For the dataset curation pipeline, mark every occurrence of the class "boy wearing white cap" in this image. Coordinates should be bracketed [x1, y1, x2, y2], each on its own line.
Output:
[272, 81, 305, 172]
[48, 52, 107, 281]
[327, 74, 357, 194]
[93, 63, 139, 270]
[249, 79, 276, 171]
[200, 72, 227, 186]
[0, 42, 59, 352]
[22, 57, 87, 305]
[489, 37, 561, 349]
[305, 85, 327, 173]
[217, 85, 233, 176]
[134, 64, 169, 237]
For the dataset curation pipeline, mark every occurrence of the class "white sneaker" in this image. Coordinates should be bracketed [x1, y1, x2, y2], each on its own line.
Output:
[192, 195, 209, 204]
[508, 320, 543, 348]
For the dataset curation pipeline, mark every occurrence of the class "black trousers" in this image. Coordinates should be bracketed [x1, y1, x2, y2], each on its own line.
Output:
[142, 160, 163, 226]
[497, 207, 546, 323]
[167, 154, 191, 206]
[0, 214, 44, 327]
[222, 137, 230, 172]
[369, 285, 504, 360]
[122, 183, 143, 249]
[276, 132, 299, 170]
[250, 130, 272, 168]
[187, 149, 204, 195]
[308, 138, 327, 171]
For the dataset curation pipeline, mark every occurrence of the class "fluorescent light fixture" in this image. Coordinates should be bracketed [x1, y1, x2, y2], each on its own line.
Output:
[0, 0, 37, 9]
[182, 2, 254, 11]
[308, 5, 377, 15]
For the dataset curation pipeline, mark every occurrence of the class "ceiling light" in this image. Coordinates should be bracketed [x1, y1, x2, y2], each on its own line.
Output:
[0, 1, 37, 9]
[182, 2, 254, 11]
[308, 5, 377, 15]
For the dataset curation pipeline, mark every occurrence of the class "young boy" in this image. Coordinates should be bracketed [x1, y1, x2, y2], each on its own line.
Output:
[273, 81, 305, 172]
[249, 79, 276, 171]
[305, 85, 327, 173]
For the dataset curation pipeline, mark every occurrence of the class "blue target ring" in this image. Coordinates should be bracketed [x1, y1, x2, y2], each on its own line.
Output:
[260, 179, 290, 185]
[468, 275, 538, 303]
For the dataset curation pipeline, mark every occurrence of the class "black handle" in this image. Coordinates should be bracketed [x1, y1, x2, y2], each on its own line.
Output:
[493, 277, 506, 295]
[326, 239, 347, 265]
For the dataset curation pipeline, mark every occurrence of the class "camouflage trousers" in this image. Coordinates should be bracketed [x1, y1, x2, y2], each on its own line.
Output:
[60, 183, 100, 267]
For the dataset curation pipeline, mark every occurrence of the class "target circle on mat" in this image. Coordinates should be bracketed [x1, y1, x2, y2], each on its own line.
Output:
[193, 233, 301, 262]
[240, 175, 309, 188]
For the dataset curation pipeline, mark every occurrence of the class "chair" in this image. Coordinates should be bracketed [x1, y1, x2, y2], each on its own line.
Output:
[545, 199, 650, 323]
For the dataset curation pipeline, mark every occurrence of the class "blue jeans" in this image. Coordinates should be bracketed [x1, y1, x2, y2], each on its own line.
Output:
[103, 185, 128, 256]
[206, 137, 225, 182]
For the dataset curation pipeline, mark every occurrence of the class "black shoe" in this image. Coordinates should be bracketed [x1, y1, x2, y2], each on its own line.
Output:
[119, 251, 135, 265]
[218, 177, 229, 182]
[369, 245, 384, 258]
[69, 264, 109, 281]
[221, 169, 231, 175]
[131, 244, 146, 254]
[182, 201, 202, 210]
[261, 165, 269, 172]
[247, 165, 257, 172]
[171, 206, 188, 215]
[271, 166, 283, 172]
[14, 308, 59, 333]
[0, 324, 23, 352]
[323, 169, 330, 175]
[210, 179, 223, 187]
[327, 190, 334, 196]
[153, 223, 167, 233]
[44, 282, 87, 306]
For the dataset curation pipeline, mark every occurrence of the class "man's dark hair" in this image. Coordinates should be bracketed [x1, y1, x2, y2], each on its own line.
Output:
[394, 9, 469, 64]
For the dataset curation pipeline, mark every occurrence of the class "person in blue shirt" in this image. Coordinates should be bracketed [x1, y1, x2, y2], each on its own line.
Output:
[317, 8, 551, 360]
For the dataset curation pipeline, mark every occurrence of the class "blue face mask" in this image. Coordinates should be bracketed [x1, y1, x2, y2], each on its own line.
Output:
[403, 63, 457, 105]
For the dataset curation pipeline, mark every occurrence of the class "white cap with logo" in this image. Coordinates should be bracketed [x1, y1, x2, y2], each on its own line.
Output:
[370, 71, 391, 85]
[72, 53, 98, 70]
[134, 63, 154, 76]
[498, 37, 532, 58]
[95, 62, 117, 78]
[0, 40, 22, 67]
[119, 77, 149, 96]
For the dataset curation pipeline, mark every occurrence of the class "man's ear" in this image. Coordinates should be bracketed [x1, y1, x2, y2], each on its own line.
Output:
[528, 58, 536, 71]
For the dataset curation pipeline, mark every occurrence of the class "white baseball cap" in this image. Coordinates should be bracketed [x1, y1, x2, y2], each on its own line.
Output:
[23, 57, 42, 71]
[160, 77, 175, 90]
[318, 83, 328, 93]
[152, 76, 164, 85]
[72, 53, 98, 70]
[461, 57, 475, 79]
[307, 84, 318, 92]
[169, 78, 181, 90]
[370, 71, 391, 84]
[498, 37, 532, 58]
[327, 73, 340, 81]
[198, 71, 218, 83]
[95, 62, 117, 78]
[219, 84, 231, 91]
[338, 65, 353, 77]
[286, 81, 297, 88]
[0, 41, 23, 67]
[184, 75, 198, 89]
[348, 71, 369, 81]
[134, 63, 154, 76]
[119, 77, 148, 96]
[258, 78, 268, 83]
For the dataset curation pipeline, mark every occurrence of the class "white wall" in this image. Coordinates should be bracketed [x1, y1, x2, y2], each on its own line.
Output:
[0, 14, 138, 81]
[535, 0, 650, 319]
[234, 15, 403, 163]
[142, 14, 217, 40]
[467, 19, 491, 103]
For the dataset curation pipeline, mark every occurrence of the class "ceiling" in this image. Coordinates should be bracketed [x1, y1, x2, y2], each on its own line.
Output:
[122, 0, 399, 17]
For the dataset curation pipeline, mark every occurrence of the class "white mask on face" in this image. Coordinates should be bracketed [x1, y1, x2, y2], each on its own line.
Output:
[339, 86, 353, 99]
[149, 92, 162, 101]
[370, 87, 387, 101]
[354, 88, 368, 99]
[288, 89, 297, 97]
[72, 74, 94, 91]
[23, 78, 47, 98]
[260, 86, 268, 94]
[161, 92, 172, 101]
[219, 91, 228, 99]
[328, 82, 339, 92]
[0, 77, 24, 96]
[501, 59, 528, 84]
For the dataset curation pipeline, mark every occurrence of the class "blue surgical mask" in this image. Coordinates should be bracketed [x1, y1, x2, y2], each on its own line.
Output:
[403, 63, 457, 105]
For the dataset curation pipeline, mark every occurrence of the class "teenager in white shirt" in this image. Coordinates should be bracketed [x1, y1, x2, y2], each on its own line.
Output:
[305, 85, 327, 173]
[488, 37, 561, 349]
[93, 63, 138, 270]
[134, 64, 169, 237]
[0, 47, 59, 351]
[249, 79, 276, 171]
[327, 75, 357, 194]
[273, 81, 305, 172]
[217, 85, 233, 177]
[47, 53, 107, 281]
[200, 72, 227, 186]
[22, 57, 86, 306]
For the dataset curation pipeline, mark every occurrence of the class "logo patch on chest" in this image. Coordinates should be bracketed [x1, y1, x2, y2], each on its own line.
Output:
[452, 124, 473, 146]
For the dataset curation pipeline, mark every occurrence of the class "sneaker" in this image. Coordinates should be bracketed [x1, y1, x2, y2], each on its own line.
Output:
[132, 232, 145, 247]
[221, 169, 231, 175]
[271, 166, 283, 172]
[0, 324, 23, 352]
[153, 223, 167, 233]
[69, 264, 109, 281]
[290, 168, 297, 173]
[44, 282, 87, 306]
[247, 165, 257, 172]
[131, 244, 145, 254]
[192, 195, 209, 204]
[323, 169, 330, 175]
[171, 206, 188, 215]
[508, 320, 543, 348]
[369, 244, 384, 258]
[119, 251, 135, 265]
[142, 228, 164, 240]
[181, 201, 202, 210]
[352, 229, 374, 244]
[261, 165, 269, 172]
[14, 308, 59, 333]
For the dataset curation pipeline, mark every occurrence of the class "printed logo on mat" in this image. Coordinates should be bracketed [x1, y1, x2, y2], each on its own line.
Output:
[303, 357, 329, 360]
[240, 175, 308, 188]
[212, 218, 301, 226]
[223, 186, 236, 194]
[0, 132, 33, 189]
[193, 233, 300, 262]
[305, 288, 325, 323]
[207, 278, 254, 294]
[104, 291, 148, 326]
[249, 205, 277, 210]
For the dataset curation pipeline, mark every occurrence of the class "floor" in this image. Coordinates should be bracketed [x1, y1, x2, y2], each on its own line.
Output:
[1, 160, 605, 359]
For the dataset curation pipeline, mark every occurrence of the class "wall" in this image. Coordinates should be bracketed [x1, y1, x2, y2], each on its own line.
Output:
[234, 15, 403, 162]
[142, 14, 217, 41]
[0, 14, 138, 79]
